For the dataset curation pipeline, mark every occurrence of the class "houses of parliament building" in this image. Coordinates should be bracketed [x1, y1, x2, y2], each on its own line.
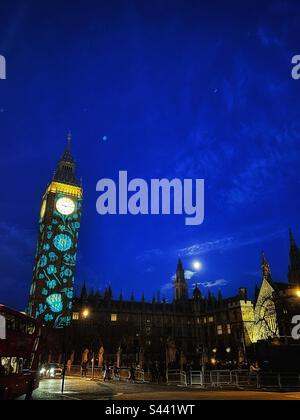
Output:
[28, 137, 300, 369]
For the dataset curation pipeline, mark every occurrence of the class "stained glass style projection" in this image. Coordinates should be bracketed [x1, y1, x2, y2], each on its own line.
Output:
[28, 137, 83, 328]
[28, 183, 83, 329]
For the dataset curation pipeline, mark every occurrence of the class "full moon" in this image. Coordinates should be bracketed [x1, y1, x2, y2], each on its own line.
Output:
[193, 260, 202, 271]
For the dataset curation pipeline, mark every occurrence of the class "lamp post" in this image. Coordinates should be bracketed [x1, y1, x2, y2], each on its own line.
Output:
[81, 309, 93, 379]
[82, 308, 90, 319]
[61, 324, 70, 396]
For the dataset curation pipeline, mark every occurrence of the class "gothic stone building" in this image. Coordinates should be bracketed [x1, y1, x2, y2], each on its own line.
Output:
[67, 260, 254, 368]
[66, 232, 300, 369]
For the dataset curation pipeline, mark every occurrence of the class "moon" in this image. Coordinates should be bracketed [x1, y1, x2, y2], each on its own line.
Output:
[193, 260, 202, 271]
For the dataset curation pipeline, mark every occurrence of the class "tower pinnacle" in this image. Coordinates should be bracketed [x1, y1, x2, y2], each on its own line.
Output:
[174, 259, 188, 301]
[288, 229, 300, 285]
[261, 252, 272, 283]
[53, 133, 79, 185]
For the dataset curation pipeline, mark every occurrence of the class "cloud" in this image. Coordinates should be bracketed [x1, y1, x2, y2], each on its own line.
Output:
[183, 270, 197, 280]
[160, 282, 173, 294]
[161, 270, 197, 296]
[257, 27, 283, 48]
[199, 279, 228, 288]
[179, 227, 286, 257]
[179, 238, 234, 256]
[171, 269, 197, 281]
[161, 277, 228, 296]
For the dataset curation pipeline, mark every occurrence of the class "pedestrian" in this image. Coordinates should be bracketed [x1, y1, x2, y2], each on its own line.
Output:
[129, 364, 135, 383]
[67, 359, 72, 374]
[186, 362, 191, 385]
[113, 365, 120, 381]
[103, 363, 110, 381]
[155, 363, 161, 384]
[250, 361, 260, 374]
[81, 361, 88, 377]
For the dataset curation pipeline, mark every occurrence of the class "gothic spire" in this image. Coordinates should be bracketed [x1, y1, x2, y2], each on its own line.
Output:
[80, 281, 87, 302]
[62, 132, 74, 162]
[174, 259, 188, 301]
[193, 285, 202, 301]
[177, 258, 183, 271]
[288, 229, 300, 285]
[261, 252, 272, 283]
[53, 132, 79, 185]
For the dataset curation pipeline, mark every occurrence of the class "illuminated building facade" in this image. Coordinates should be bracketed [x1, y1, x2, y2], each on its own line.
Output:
[252, 246, 300, 343]
[67, 262, 254, 368]
[27, 134, 83, 328]
[63, 234, 300, 368]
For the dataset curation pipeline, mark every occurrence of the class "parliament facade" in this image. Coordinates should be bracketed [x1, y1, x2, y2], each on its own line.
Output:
[68, 241, 300, 370]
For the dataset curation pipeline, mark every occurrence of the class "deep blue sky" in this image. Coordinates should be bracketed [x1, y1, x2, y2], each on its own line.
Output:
[1, 0, 300, 310]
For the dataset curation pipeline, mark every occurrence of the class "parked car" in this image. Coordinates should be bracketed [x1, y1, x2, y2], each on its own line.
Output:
[40, 363, 62, 379]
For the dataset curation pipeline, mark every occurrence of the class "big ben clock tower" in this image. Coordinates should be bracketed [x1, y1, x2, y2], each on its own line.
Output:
[28, 134, 83, 328]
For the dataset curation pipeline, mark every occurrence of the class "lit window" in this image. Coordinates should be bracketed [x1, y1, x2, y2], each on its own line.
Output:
[72, 312, 79, 321]
[111, 314, 118, 322]
[227, 324, 231, 334]
[209, 317, 214, 323]
[217, 325, 223, 335]
[203, 317, 207, 324]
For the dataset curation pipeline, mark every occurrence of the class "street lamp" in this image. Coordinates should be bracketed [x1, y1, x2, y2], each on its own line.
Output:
[82, 309, 90, 319]
[295, 290, 300, 299]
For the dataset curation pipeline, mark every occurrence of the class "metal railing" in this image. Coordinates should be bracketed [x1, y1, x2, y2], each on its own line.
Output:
[65, 365, 146, 382]
[65, 366, 300, 390]
[256, 373, 300, 390]
[188, 370, 250, 388]
[187, 370, 300, 390]
[166, 370, 187, 387]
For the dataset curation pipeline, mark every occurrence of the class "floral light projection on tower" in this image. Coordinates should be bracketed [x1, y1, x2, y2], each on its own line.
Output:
[28, 134, 83, 328]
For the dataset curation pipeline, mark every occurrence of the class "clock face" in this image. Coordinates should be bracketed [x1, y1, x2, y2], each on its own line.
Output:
[56, 197, 76, 216]
[40, 200, 47, 219]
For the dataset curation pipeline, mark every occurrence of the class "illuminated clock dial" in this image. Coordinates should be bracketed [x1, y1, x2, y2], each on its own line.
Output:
[56, 197, 76, 216]
[40, 200, 47, 219]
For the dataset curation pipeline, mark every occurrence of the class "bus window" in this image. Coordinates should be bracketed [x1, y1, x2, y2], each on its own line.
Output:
[1, 357, 23, 375]
[0, 314, 36, 335]
[26, 323, 36, 335]
[5, 314, 16, 331]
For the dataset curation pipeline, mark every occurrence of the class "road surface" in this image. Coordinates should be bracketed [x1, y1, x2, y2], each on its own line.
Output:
[24, 377, 300, 400]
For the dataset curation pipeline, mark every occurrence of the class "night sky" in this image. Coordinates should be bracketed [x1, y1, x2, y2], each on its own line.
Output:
[1, 0, 300, 310]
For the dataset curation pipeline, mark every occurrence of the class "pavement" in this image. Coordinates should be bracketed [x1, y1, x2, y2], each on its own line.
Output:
[21, 377, 300, 400]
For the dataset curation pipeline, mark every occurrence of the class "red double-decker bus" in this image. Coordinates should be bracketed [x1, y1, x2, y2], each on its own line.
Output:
[0, 305, 42, 400]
